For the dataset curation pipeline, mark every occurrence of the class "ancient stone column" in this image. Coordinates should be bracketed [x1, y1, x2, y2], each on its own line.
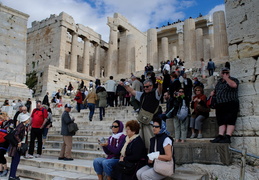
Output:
[58, 26, 68, 69]
[107, 25, 118, 76]
[176, 25, 184, 61]
[207, 21, 214, 59]
[94, 43, 100, 78]
[126, 34, 135, 74]
[213, 11, 229, 61]
[161, 37, 169, 61]
[147, 28, 158, 69]
[70, 32, 78, 72]
[196, 28, 204, 62]
[82, 38, 90, 75]
[172, 46, 177, 59]
[184, 18, 196, 68]
[204, 39, 211, 60]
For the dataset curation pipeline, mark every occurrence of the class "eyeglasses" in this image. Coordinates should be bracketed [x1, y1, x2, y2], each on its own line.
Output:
[178, 91, 184, 93]
[152, 125, 160, 128]
[222, 72, 229, 74]
[195, 90, 201, 92]
[144, 85, 151, 88]
[110, 125, 119, 128]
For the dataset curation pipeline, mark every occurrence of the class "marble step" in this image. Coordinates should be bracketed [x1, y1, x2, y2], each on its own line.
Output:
[15, 164, 97, 180]
[46, 135, 109, 143]
[6, 156, 95, 175]
[40, 148, 105, 160]
[43, 141, 103, 151]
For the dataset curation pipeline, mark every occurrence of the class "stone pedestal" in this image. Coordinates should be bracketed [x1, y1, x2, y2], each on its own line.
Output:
[161, 37, 169, 61]
[107, 25, 118, 76]
[147, 28, 158, 68]
[126, 34, 135, 74]
[70, 32, 78, 72]
[184, 19, 196, 68]
[196, 28, 204, 61]
[213, 11, 229, 61]
[82, 38, 90, 75]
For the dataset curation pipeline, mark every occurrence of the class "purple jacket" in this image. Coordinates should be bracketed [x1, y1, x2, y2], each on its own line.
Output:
[103, 120, 125, 159]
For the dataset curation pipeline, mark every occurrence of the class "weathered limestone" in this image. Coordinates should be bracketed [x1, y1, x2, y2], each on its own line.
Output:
[0, 4, 31, 100]
[213, 11, 229, 62]
[147, 28, 158, 68]
[94, 43, 100, 77]
[196, 28, 204, 62]
[26, 12, 106, 96]
[207, 21, 214, 59]
[106, 24, 118, 76]
[203, 39, 211, 60]
[126, 34, 135, 74]
[224, 0, 259, 159]
[161, 37, 169, 61]
[82, 38, 90, 75]
[225, 0, 259, 60]
[184, 18, 196, 67]
[70, 32, 78, 72]
[177, 25, 184, 61]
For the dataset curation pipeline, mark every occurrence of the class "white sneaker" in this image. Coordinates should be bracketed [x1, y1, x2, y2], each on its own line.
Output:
[197, 134, 203, 139]
[26, 155, 34, 159]
[35, 154, 41, 158]
[190, 133, 196, 139]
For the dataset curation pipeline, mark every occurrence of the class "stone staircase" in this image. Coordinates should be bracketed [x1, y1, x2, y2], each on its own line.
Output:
[2, 105, 230, 179]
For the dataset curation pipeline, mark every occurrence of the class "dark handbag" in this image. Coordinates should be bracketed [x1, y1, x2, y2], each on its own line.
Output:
[115, 161, 136, 175]
[4, 130, 18, 146]
[207, 96, 217, 109]
[18, 143, 28, 155]
[196, 103, 210, 113]
[68, 122, 79, 133]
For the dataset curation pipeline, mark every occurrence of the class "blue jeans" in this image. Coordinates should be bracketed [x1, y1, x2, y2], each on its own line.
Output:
[93, 157, 119, 176]
[88, 103, 95, 120]
[9, 151, 21, 178]
[99, 107, 105, 120]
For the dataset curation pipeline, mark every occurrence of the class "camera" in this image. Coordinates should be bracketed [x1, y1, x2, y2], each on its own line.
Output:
[98, 137, 106, 144]
[174, 92, 178, 96]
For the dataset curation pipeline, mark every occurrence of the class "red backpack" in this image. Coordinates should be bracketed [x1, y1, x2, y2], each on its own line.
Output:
[0, 129, 7, 143]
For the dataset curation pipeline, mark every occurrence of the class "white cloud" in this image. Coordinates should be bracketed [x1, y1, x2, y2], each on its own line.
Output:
[0, 0, 218, 42]
[208, 4, 225, 15]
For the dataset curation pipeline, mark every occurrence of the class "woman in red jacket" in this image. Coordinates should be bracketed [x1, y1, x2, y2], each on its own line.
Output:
[74, 90, 83, 113]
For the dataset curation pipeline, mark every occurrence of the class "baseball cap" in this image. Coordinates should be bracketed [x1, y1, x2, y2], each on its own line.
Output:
[221, 67, 230, 72]
[65, 104, 73, 108]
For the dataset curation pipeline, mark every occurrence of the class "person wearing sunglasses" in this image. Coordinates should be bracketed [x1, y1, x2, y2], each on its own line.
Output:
[171, 88, 190, 143]
[210, 67, 239, 143]
[137, 117, 174, 179]
[190, 86, 209, 139]
[121, 77, 163, 150]
[114, 120, 146, 180]
[93, 120, 125, 180]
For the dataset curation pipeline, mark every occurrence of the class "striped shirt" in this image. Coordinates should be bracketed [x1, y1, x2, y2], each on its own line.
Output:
[215, 77, 239, 104]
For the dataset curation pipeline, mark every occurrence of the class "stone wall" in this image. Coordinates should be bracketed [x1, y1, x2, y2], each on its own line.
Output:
[0, 4, 31, 100]
[225, 0, 259, 158]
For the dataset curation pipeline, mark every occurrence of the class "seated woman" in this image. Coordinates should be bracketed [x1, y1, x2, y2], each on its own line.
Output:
[114, 120, 146, 180]
[190, 86, 209, 139]
[137, 117, 174, 180]
[171, 88, 190, 143]
[93, 120, 125, 180]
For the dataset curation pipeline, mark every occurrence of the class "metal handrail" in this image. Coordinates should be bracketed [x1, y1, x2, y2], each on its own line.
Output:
[229, 147, 259, 159]
[229, 147, 259, 180]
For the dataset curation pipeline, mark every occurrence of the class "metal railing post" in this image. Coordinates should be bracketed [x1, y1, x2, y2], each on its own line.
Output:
[239, 148, 246, 180]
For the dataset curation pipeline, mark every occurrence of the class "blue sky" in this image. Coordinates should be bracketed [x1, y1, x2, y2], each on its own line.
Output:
[0, 0, 225, 41]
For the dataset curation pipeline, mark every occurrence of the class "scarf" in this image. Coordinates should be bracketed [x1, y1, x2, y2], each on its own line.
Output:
[109, 132, 124, 146]
[120, 134, 139, 157]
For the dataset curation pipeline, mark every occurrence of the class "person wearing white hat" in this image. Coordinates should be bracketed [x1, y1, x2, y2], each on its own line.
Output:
[8, 114, 30, 180]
